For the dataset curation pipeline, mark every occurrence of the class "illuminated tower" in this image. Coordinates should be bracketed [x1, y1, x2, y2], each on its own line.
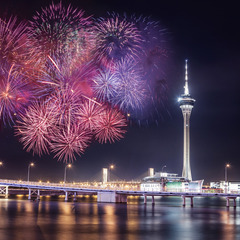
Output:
[178, 59, 195, 181]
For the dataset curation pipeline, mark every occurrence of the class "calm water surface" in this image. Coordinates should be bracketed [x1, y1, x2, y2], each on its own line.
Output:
[0, 196, 239, 240]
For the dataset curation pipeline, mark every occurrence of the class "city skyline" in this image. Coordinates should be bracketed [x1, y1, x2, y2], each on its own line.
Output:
[0, 0, 239, 184]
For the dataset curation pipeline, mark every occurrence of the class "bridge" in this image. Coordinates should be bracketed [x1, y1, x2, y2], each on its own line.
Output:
[0, 179, 239, 207]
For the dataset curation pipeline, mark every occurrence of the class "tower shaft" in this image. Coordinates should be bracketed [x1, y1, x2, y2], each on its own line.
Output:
[181, 105, 193, 181]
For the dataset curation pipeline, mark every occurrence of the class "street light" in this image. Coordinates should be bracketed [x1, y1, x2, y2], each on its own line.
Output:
[225, 164, 230, 193]
[162, 165, 167, 172]
[64, 164, 72, 184]
[27, 163, 34, 182]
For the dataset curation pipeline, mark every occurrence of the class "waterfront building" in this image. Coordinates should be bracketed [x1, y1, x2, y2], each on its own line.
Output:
[140, 171, 203, 192]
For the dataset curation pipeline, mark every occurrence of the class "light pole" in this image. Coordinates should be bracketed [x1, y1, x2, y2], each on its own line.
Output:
[225, 164, 230, 193]
[27, 163, 34, 182]
[64, 164, 72, 184]
[109, 164, 114, 182]
[161, 165, 166, 192]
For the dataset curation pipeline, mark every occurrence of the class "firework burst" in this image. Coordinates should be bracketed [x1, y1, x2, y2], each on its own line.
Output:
[0, 64, 33, 125]
[94, 106, 127, 144]
[77, 99, 103, 131]
[50, 125, 91, 162]
[94, 15, 142, 65]
[15, 101, 57, 156]
[28, 2, 93, 63]
[92, 68, 118, 102]
[0, 4, 170, 163]
[0, 17, 29, 66]
[113, 58, 148, 114]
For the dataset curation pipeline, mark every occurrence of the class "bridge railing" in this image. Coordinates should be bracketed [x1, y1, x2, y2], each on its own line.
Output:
[0, 179, 140, 191]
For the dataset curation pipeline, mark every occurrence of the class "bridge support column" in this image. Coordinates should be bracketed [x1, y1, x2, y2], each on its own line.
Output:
[73, 192, 77, 202]
[182, 196, 194, 207]
[152, 196, 155, 205]
[28, 188, 31, 200]
[5, 186, 8, 198]
[144, 195, 147, 204]
[0, 186, 9, 198]
[182, 196, 186, 207]
[37, 189, 40, 200]
[65, 191, 68, 201]
[226, 197, 236, 208]
[97, 192, 127, 203]
[190, 196, 194, 207]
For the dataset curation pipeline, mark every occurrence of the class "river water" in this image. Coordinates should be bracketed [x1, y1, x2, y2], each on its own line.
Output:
[0, 196, 239, 240]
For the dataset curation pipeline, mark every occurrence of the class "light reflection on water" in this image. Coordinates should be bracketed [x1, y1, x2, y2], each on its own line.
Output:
[0, 196, 239, 240]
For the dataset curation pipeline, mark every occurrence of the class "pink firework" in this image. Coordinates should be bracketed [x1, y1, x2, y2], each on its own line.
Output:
[77, 99, 103, 131]
[15, 101, 57, 156]
[50, 125, 91, 162]
[94, 106, 127, 144]
[0, 17, 29, 66]
[46, 84, 83, 130]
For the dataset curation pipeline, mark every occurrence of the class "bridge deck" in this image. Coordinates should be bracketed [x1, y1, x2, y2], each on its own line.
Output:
[0, 179, 239, 198]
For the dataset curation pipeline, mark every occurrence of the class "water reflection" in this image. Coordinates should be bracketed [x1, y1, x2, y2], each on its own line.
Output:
[0, 197, 240, 240]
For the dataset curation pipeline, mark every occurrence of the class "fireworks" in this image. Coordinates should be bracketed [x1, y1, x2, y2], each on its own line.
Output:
[92, 68, 118, 102]
[94, 106, 127, 144]
[0, 64, 33, 125]
[93, 15, 143, 65]
[15, 101, 56, 156]
[77, 99, 103, 131]
[28, 2, 93, 63]
[0, 17, 29, 66]
[50, 125, 91, 162]
[113, 58, 148, 113]
[0, 3, 169, 162]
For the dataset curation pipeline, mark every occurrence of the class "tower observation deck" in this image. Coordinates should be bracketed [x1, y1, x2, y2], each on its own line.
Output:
[178, 59, 195, 181]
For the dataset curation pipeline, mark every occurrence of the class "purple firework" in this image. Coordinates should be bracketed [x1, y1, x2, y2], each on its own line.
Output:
[113, 58, 148, 114]
[92, 68, 118, 102]
[93, 14, 143, 65]
[37, 56, 95, 99]
[0, 64, 33, 125]
[131, 15, 170, 87]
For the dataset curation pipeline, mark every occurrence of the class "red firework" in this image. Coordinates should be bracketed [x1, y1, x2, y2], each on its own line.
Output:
[94, 106, 127, 144]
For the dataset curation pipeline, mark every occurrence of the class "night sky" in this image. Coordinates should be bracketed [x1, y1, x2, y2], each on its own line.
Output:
[0, 0, 239, 184]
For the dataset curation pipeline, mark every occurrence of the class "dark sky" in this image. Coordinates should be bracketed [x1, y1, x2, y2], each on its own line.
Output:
[0, 0, 239, 184]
